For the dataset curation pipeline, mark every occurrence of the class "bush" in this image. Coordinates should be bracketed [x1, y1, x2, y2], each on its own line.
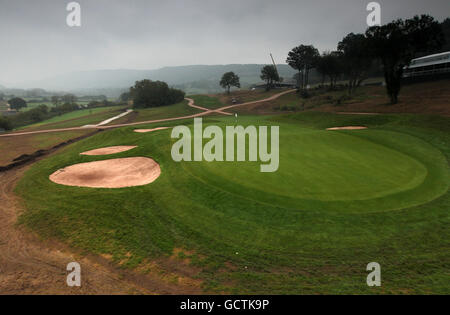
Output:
[334, 94, 352, 106]
[51, 103, 79, 115]
[0, 116, 12, 131]
[9, 105, 49, 127]
[299, 90, 310, 99]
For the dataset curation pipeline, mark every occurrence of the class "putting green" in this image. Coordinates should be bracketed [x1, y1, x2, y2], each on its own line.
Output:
[182, 122, 447, 212]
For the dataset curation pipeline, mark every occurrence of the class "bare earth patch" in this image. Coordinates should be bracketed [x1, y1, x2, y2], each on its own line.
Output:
[134, 127, 170, 133]
[80, 146, 137, 156]
[49, 157, 161, 188]
[326, 126, 368, 130]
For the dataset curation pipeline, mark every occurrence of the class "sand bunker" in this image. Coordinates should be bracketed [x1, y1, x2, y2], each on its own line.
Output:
[134, 127, 170, 133]
[326, 126, 368, 131]
[49, 157, 161, 188]
[80, 146, 137, 156]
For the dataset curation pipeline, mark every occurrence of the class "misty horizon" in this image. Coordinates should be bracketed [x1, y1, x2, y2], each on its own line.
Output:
[1, 0, 449, 87]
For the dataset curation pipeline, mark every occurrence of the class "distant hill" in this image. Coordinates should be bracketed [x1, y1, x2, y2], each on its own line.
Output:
[18, 64, 298, 96]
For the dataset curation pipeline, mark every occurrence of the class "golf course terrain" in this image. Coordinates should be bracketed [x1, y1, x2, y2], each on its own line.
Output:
[13, 106, 450, 294]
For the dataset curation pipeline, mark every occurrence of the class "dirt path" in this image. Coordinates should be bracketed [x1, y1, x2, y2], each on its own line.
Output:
[0, 89, 295, 138]
[81, 109, 134, 128]
[185, 97, 233, 116]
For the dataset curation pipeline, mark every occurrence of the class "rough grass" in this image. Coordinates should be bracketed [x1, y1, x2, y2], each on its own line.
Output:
[189, 95, 224, 109]
[110, 100, 201, 125]
[0, 130, 92, 166]
[17, 106, 127, 131]
[15, 112, 450, 294]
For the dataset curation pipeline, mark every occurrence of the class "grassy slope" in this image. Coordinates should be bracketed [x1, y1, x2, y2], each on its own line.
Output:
[0, 130, 92, 166]
[19, 101, 91, 112]
[189, 95, 224, 109]
[109, 100, 201, 125]
[190, 89, 290, 110]
[17, 106, 127, 131]
[15, 112, 449, 294]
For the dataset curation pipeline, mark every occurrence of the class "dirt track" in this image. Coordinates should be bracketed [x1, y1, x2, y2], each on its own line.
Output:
[0, 90, 295, 294]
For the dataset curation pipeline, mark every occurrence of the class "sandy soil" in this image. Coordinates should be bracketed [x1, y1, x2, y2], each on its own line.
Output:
[80, 146, 137, 156]
[49, 157, 161, 189]
[134, 127, 170, 133]
[326, 126, 368, 130]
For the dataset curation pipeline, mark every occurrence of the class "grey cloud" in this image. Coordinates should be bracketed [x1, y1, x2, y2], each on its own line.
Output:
[0, 0, 448, 85]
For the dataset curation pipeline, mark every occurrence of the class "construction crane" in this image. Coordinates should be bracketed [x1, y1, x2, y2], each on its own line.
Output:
[270, 53, 279, 78]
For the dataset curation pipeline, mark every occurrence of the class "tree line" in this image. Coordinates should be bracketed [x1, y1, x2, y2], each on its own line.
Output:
[287, 14, 445, 104]
[219, 15, 446, 104]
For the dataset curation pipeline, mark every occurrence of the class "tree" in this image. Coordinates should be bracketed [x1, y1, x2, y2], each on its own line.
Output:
[62, 94, 77, 105]
[0, 116, 12, 131]
[338, 33, 373, 94]
[260, 65, 280, 91]
[366, 15, 444, 104]
[130, 79, 185, 108]
[119, 92, 131, 102]
[286, 45, 320, 91]
[316, 51, 344, 88]
[220, 72, 241, 94]
[29, 105, 49, 122]
[440, 18, 450, 52]
[51, 96, 60, 106]
[8, 97, 27, 110]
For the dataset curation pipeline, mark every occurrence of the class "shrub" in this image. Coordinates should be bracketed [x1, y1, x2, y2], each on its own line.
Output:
[0, 116, 12, 131]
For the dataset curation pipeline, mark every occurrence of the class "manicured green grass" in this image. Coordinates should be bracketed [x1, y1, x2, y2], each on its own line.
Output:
[15, 112, 449, 294]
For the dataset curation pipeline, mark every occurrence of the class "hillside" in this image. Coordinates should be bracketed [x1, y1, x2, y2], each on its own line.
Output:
[17, 64, 298, 96]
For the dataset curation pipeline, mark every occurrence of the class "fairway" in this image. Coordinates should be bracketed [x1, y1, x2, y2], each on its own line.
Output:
[15, 113, 450, 294]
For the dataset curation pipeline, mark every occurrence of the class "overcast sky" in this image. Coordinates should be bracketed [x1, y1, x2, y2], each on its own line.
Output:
[0, 0, 448, 85]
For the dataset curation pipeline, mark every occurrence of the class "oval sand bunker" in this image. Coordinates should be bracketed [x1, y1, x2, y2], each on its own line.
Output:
[49, 157, 161, 188]
[80, 146, 137, 156]
[326, 126, 367, 131]
[134, 127, 170, 133]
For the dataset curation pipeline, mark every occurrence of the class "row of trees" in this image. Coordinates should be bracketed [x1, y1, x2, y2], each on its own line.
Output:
[286, 14, 445, 104]
[51, 94, 78, 106]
